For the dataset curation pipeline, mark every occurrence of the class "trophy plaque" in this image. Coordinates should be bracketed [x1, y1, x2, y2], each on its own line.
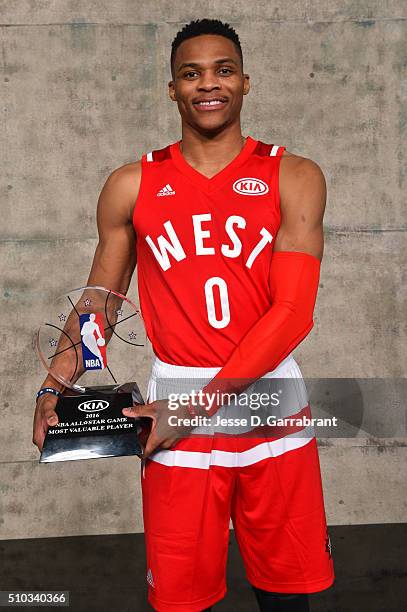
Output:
[35, 286, 151, 463]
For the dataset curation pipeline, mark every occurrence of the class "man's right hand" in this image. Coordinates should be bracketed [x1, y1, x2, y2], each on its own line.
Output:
[32, 394, 59, 452]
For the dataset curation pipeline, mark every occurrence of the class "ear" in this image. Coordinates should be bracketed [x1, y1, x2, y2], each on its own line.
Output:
[168, 80, 177, 102]
[243, 73, 250, 96]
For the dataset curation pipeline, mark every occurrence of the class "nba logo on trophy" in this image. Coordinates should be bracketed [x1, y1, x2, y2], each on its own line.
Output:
[79, 313, 107, 370]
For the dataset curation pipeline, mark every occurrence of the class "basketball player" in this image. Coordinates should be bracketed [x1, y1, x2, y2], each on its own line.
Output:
[33, 19, 335, 612]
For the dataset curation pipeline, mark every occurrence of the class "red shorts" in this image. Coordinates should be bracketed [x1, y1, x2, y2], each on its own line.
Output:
[141, 357, 335, 611]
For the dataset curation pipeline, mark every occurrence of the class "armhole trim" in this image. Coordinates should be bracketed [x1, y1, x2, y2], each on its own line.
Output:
[275, 148, 285, 232]
[132, 158, 147, 231]
[270, 145, 285, 157]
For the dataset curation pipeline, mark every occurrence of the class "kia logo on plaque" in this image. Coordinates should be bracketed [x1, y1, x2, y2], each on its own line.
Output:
[78, 400, 110, 413]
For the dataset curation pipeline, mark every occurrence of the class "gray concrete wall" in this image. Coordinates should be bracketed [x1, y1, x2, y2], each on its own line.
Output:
[1, 1, 406, 539]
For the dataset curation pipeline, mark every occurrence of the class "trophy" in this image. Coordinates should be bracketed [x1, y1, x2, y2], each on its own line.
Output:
[35, 285, 151, 463]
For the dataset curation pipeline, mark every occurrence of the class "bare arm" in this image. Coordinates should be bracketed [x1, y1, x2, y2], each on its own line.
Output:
[276, 152, 326, 259]
[87, 162, 141, 291]
[33, 161, 142, 451]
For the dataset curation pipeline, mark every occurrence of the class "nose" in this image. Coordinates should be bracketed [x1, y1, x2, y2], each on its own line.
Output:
[197, 70, 221, 91]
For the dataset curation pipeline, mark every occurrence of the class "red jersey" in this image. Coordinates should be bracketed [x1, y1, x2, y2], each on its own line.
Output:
[133, 135, 285, 366]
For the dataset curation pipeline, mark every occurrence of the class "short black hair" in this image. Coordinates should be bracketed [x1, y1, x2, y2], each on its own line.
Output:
[170, 18, 243, 77]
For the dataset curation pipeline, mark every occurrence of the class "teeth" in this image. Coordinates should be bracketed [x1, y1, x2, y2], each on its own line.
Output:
[197, 100, 224, 106]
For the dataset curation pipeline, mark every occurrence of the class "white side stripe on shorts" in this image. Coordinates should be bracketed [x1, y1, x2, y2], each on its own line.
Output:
[149, 426, 314, 469]
[270, 145, 280, 157]
[146, 151, 153, 162]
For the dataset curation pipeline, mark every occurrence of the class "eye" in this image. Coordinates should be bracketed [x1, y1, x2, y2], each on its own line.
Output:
[219, 67, 233, 74]
[184, 71, 199, 78]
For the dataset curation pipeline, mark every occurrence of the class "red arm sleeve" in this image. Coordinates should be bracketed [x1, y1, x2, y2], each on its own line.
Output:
[189, 251, 321, 417]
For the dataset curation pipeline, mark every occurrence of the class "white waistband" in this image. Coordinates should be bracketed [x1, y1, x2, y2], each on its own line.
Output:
[150, 352, 298, 381]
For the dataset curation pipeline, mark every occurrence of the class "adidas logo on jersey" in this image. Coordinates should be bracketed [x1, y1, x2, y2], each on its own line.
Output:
[157, 183, 176, 197]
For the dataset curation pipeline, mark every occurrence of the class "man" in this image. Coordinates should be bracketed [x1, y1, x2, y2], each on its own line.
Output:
[33, 18, 334, 612]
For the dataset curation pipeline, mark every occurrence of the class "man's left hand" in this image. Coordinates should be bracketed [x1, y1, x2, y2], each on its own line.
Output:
[122, 399, 195, 459]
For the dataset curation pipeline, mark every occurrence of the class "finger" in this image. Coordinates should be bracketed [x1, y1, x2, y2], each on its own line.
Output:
[38, 398, 59, 426]
[122, 404, 156, 419]
[137, 426, 150, 450]
[143, 432, 162, 459]
[35, 409, 52, 449]
[161, 440, 176, 450]
[42, 408, 58, 427]
[32, 422, 46, 452]
[32, 405, 50, 452]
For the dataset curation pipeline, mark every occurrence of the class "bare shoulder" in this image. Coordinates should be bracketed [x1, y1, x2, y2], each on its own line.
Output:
[280, 150, 326, 194]
[104, 160, 142, 202]
[108, 160, 142, 185]
[279, 150, 326, 223]
[98, 160, 142, 223]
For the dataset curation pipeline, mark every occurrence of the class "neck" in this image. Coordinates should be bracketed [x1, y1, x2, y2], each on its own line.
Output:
[179, 123, 246, 168]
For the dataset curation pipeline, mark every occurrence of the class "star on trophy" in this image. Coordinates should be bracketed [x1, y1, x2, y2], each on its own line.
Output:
[35, 286, 151, 463]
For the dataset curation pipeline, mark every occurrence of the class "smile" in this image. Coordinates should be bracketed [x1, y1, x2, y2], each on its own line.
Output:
[193, 99, 228, 111]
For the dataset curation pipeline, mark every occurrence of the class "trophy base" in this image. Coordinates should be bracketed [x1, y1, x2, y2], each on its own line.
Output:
[40, 382, 151, 463]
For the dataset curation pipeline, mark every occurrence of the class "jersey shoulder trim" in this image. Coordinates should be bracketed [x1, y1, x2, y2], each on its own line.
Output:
[253, 141, 285, 157]
[142, 144, 172, 163]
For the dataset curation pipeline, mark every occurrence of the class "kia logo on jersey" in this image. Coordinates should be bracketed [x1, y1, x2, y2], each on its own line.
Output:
[79, 313, 107, 371]
[233, 177, 269, 196]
